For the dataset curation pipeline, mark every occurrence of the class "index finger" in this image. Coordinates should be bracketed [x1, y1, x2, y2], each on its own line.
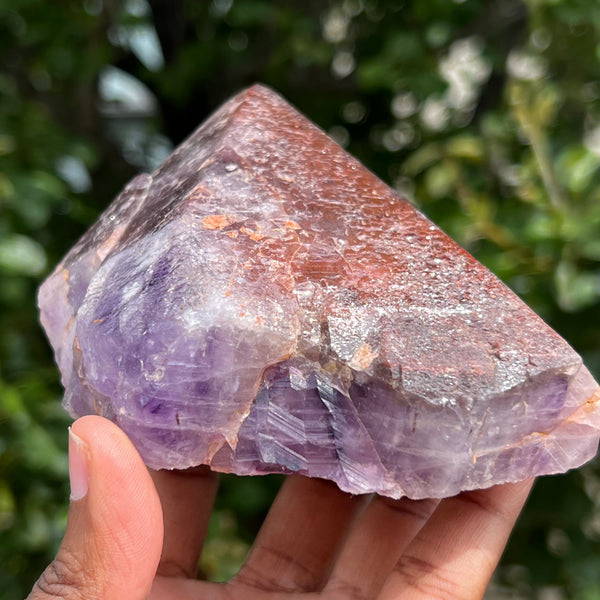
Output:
[150, 466, 219, 579]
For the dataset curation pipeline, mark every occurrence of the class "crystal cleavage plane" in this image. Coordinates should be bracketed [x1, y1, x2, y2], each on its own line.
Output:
[38, 85, 600, 499]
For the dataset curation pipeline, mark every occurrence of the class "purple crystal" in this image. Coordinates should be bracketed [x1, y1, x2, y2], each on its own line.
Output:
[38, 85, 600, 499]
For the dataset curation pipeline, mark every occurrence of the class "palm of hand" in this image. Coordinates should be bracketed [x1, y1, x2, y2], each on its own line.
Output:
[150, 469, 532, 600]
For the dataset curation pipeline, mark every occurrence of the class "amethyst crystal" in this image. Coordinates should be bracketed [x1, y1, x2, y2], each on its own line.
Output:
[39, 85, 600, 499]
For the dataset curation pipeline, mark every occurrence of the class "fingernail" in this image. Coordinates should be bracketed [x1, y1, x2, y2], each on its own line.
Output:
[68, 428, 90, 501]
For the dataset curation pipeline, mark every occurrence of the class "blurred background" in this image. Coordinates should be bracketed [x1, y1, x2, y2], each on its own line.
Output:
[1, 0, 599, 598]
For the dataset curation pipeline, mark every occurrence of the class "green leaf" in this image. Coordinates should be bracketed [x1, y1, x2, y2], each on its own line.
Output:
[444, 136, 484, 161]
[557, 146, 600, 194]
[424, 160, 457, 198]
[402, 143, 443, 175]
[0, 235, 46, 276]
[555, 258, 600, 312]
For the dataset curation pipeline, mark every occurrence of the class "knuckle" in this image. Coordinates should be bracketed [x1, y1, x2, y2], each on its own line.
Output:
[30, 551, 88, 600]
[325, 578, 369, 600]
[395, 554, 467, 600]
[378, 496, 439, 521]
[156, 559, 195, 579]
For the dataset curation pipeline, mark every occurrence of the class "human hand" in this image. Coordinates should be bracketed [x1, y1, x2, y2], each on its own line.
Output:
[27, 415, 533, 600]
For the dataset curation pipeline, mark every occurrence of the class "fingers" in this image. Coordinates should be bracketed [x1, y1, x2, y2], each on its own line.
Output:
[324, 496, 439, 599]
[378, 479, 534, 600]
[150, 465, 219, 579]
[27, 416, 163, 600]
[147, 474, 532, 600]
[232, 475, 369, 593]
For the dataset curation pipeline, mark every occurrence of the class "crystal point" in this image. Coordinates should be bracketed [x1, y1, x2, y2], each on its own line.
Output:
[38, 84, 600, 498]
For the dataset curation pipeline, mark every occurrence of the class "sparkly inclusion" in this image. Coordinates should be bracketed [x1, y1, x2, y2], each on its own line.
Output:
[38, 85, 600, 499]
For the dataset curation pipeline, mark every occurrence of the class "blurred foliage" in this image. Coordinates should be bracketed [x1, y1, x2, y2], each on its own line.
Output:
[1, 0, 599, 598]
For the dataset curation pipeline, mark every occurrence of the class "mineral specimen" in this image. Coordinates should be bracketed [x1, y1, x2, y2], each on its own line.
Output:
[38, 84, 600, 499]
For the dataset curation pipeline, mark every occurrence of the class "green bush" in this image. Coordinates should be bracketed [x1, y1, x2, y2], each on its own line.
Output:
[1, 1, 599, 597]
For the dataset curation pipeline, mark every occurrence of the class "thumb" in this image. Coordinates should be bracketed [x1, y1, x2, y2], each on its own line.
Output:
[27, 415, 164, 600]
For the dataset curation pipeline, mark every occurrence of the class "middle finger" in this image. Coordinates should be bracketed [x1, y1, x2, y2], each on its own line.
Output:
[232, 475, 369, 593]
[324, 495, 439, 599]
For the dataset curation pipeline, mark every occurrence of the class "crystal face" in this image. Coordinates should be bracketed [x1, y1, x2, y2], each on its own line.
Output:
[38, 85, 600, 499]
